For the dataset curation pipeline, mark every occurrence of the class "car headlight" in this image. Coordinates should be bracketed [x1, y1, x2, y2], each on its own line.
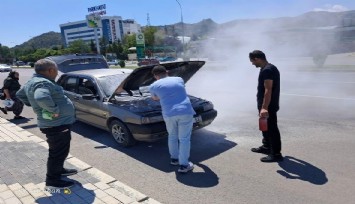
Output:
[141, 115, 164, 124]
[141, 117, 150, 124]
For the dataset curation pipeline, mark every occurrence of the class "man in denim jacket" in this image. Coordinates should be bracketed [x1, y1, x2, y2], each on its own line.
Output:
[16, 59, 77, 189]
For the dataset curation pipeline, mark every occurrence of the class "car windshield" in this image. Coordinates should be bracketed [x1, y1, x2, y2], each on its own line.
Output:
[97, 74, 130, 97]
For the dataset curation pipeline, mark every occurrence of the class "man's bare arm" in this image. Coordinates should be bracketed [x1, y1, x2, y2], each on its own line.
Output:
[3, 89, 11, 99]
[260, 79, 273, 117]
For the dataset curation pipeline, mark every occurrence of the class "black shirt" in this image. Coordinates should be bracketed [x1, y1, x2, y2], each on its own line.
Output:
[3, 77, 21, 97]
[257, 63, 280, 112]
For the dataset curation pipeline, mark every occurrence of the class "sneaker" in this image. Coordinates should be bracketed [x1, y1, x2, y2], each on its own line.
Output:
[251, 146, 270, 154]
[13, 115, 25, 120]
[178, 162, 194, 173]
[0, 107, 7, 115]
[260, 154, 283, 163]
[45, 180, 74, 189]
[61, 168, 78, 176]
[170, 158, 179, 166]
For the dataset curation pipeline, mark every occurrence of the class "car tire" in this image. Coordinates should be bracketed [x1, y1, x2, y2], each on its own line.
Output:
[109, 120, 136, 147]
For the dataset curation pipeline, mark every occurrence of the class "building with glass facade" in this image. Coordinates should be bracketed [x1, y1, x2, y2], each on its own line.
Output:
[60, 16, 141, 47]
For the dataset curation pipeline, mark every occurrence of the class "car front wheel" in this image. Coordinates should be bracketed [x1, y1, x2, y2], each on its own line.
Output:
[110, 120, 136, 147]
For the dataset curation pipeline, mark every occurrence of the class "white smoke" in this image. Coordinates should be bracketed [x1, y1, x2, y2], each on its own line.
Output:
[186, 10, 355, 134]
[314, 4, 349, 12]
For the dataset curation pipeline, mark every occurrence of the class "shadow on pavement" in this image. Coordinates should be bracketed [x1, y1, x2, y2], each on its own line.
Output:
[36, 181, 96, 204]
[277, 156, 328, 185]
[7, 118, 32, 123]
[175, 163, 219, 188]
[71, 121, 237, 173]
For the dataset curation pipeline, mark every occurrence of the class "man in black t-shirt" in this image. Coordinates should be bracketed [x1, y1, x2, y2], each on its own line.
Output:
[249, 50, 283, 162]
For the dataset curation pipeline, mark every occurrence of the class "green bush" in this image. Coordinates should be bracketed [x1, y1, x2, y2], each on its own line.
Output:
[119, 60, 125, 68]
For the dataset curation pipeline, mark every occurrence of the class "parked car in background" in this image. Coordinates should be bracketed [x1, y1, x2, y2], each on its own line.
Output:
[27, 62, 34, 67]
[157, 56, 177, 62]
[137, 58, 159, 66]
[53, 55, 217, 147]
[15, 61, 26, 66]
[107, 59, 119, 66]
[0, 64, 12, 72]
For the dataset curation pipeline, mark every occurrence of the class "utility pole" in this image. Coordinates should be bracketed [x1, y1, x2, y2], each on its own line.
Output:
[175, 0, 184, 56]
[147, 13, 151, 27]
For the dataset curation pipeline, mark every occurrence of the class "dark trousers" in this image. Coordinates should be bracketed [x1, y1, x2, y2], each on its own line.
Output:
[261, 111, 282, 155]
[10, 97, 24, 116]
[40, 125, 71, 182]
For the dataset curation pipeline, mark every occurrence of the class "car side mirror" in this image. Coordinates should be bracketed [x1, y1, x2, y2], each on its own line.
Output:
[81, 94, 99, 100]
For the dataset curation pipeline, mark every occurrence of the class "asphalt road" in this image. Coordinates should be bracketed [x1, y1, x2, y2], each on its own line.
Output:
[1, 55, 355, 204]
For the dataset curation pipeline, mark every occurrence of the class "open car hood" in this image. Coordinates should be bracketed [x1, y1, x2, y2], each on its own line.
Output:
[46, 54, 109, 73]
[114, 61, 205, 94]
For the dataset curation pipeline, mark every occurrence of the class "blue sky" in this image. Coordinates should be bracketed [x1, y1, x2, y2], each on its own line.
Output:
[1, 0, 355, 47]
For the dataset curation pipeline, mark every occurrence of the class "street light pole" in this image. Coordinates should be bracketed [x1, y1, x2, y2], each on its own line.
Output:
[175, 0, 184, 56]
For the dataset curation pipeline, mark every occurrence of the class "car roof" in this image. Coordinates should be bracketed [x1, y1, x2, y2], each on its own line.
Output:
[46, 54, 109, 73]
[63, 68, 133, 78]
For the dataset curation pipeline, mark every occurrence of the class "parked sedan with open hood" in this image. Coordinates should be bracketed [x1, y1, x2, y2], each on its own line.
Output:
[53, 55, 217, 146]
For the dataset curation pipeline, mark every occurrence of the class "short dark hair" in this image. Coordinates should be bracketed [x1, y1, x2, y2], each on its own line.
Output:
[8, 71, 19, 79]
[249, 50, 266, 61]
[152, 65, 167, 75]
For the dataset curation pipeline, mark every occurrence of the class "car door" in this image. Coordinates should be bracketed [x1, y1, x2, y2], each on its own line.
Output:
[74, 77, 108, 129]
[58, 76, 86, 119]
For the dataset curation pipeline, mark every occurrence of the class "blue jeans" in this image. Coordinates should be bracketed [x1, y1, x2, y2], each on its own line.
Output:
[164, 114, 194, 166]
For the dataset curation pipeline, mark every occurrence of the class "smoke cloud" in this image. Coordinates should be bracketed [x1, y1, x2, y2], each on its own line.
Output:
[314, 4, 349, 12]
[186, 11, 355, 134]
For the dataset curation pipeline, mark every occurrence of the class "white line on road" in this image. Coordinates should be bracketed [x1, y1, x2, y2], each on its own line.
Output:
[282, 93, 355, 101]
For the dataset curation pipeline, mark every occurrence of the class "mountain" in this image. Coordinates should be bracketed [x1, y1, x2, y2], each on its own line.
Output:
[12, 31, 62, 50]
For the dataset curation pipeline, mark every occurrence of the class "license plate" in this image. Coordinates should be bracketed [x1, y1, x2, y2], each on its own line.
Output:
[194, 116, 202, 123]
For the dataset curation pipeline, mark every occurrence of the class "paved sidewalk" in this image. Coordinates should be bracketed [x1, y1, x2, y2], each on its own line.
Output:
[0, 117, 161, 204]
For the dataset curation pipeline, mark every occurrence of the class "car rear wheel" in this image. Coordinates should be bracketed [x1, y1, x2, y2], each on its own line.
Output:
[110, 120, 136, 147]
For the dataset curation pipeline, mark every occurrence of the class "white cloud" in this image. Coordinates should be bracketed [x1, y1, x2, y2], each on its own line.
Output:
[313, 4, 349, 12]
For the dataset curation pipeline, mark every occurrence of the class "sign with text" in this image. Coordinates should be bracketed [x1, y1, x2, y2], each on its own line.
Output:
[86, 14, 102, 28]
[87, 4, 106, 18]
[136, 33, 145, 46]
[111, 19, 117, 41]
[88, 4, 106, 12]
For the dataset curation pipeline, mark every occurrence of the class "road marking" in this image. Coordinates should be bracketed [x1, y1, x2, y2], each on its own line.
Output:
[282, 93, 355, 101]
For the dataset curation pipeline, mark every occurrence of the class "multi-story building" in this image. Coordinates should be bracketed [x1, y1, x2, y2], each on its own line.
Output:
[60, 16, 141, 47]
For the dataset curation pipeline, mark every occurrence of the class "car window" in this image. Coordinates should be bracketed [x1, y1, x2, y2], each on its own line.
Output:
[78, 78, 97, 95]
[63, 77, 78, 93]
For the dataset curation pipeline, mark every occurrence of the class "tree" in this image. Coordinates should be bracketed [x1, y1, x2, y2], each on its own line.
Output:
[143, 27, 158, 47]
[90, 40, 96, 53]
[99, 38, 108, 55]
[0, 44, 13, 63]
[122, 34, 136, 49]
[68, 40, 90, 53]
[113, 40, 125, 60]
